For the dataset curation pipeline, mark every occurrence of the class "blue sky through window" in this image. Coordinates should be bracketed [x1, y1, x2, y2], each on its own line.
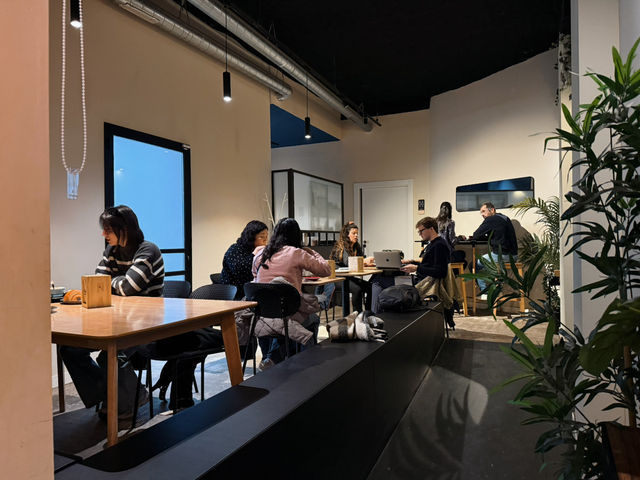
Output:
[113, 136, 185, 250]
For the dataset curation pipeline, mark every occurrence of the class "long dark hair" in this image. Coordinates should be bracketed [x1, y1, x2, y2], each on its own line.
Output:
[436, 201, 452, 225]
[99, 205, 144, 248]
[237, 220, 268, 251]
[259, 218, 302, 269]
[330, 222, 359, 261]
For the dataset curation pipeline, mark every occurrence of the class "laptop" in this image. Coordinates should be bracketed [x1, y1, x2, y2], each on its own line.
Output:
[374, 250, 403, 270]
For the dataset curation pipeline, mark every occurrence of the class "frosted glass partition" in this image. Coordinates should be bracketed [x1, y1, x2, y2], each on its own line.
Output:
[273, 171, 288, 221]
[271, 169, 343, 232]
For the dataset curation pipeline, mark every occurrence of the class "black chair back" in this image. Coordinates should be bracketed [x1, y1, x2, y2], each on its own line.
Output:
[190, 284, 238, 301]
[163, 280, 192, 298]
[210, 273, 223, 284]
[243, 282, 301, 318]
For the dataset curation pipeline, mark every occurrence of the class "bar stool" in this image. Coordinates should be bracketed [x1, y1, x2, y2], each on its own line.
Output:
[449, 262, 468, 316]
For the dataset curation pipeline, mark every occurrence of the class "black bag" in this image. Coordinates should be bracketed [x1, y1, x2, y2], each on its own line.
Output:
[378, 285, 423, 312]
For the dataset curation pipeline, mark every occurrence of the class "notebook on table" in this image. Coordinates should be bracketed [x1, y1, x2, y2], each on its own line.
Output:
[373, 251, 403, 270]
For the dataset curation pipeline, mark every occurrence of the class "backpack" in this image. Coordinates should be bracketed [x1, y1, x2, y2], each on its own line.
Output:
[378, 284, 423, 312]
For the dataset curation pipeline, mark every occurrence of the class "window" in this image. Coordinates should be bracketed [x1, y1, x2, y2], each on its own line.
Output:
[104, 123, 192, 284]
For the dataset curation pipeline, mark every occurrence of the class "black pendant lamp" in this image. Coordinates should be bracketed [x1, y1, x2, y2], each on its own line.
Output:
[304, 77, 311, 139]
[222, 5, 232, 102]
[70, 0, 82, 29]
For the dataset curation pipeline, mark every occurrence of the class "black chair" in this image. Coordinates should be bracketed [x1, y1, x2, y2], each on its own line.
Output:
[191, 283, 237, 301]
[242, 282, 301, 374]
[148, 283, 239, 415]
[210, 273, 223, 284]
[163, 280, 191, 298]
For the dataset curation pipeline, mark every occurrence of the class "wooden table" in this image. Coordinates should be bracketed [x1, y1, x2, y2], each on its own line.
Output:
[51, 296, 255, 446]
[335, 268, 383, 315]
[301, 276, 345, 287]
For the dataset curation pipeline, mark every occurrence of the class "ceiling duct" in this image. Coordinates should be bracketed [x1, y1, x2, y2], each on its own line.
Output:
[113, 0, 292, 100]
[186, 0, 373, 132]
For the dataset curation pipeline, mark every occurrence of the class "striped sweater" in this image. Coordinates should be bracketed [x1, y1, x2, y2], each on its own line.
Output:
[95, 241, 164, 297]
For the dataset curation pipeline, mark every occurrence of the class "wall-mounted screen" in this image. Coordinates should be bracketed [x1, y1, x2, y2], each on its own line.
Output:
[456, 176, 534, 212]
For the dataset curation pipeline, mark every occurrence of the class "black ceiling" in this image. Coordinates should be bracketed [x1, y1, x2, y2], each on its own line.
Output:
[184, 0, 570, 118]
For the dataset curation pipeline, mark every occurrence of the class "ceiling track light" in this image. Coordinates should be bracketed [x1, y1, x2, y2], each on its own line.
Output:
[304, 76, 311, 139]
[222, 3, 232, 102]
[70, 0, 82, 29]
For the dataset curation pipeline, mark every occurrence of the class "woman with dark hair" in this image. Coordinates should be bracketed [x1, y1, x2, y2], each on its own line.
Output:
[436, 201, 457, 251]
[329, 222, 372, 311]
[254, 218, 330, 290]
[61, 205, 164, 417]
[220, 220, 268, 299]
[252, 218, 330, 368]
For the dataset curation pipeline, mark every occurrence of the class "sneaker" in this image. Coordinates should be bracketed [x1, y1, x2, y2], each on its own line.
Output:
[258, 358, 275, 372]
[479, 294, 488, 301]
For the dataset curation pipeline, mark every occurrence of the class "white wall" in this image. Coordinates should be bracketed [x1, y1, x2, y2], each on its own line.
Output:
[428, 49, 560, 238]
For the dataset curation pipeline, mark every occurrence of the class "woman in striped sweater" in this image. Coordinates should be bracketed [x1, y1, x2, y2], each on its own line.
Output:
[60, 205, 164, 417]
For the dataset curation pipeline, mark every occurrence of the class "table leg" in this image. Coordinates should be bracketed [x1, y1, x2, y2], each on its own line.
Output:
[106, 343, 118, 446]
[220, 312, 243, 386]
[56, 345, 65, 413]
[341, 279, 351, 316]
[472, 246, 477, 315]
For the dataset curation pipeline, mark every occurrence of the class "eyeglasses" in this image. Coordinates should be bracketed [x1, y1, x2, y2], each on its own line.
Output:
[417, 227, 426, 235]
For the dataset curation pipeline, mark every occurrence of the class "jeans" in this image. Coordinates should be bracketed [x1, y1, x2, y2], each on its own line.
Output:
[475, 252, 518, 293]
[258, 313, 320, 364]
[60, 346, 140, 411]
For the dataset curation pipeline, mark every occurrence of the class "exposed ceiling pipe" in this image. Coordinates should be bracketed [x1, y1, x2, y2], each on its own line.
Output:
[186, 0, 373, 132]
[113, 0, 292, 100]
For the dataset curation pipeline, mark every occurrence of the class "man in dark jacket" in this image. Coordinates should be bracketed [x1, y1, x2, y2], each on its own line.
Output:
[470, 202, 518, 294]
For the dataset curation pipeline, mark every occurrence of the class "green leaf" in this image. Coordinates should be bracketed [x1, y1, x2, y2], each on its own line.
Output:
[503, 320, 542, 360]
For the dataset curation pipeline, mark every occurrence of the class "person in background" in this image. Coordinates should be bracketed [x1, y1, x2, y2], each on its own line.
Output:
[400, 217, 455, 328]
[60, 205, 164, 418]
[253, 218, 330, 368]
[152, 220, 269, 409]
[470, 202, 518, 294]
[401, 217, 450, 281]
[330, 222, 372, 312]
[436, 201, 457, 251]
[219, 220, 269, 299]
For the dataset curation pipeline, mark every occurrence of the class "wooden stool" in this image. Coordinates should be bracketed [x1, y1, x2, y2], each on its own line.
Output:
[492, 262, 526, 315]
[449, 262, 468, 316]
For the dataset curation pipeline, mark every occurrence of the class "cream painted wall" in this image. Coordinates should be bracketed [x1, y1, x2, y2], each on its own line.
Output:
[0, 1, 54, 478]
[429, 49, 560, 239]
[272, 110, 429, 257]
[49, 0, 274, 291]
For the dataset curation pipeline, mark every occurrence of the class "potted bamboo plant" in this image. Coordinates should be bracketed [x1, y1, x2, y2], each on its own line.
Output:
[465, 39, 640, 478]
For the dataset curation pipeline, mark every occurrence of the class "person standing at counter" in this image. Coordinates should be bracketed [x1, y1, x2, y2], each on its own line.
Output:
[436, 201, 457, 251]
[470, 202, 518, 293]
[60, 205, 164, 417]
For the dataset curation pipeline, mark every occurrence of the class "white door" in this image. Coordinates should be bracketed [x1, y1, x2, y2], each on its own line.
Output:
[354, 180, 413, 259]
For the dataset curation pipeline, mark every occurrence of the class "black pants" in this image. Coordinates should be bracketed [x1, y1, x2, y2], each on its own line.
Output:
[152, 327, 224, 410]
[349, 277, 372, 312]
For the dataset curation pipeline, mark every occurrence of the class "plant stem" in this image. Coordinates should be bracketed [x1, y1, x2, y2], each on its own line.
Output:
[623, 345, 637, 428]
